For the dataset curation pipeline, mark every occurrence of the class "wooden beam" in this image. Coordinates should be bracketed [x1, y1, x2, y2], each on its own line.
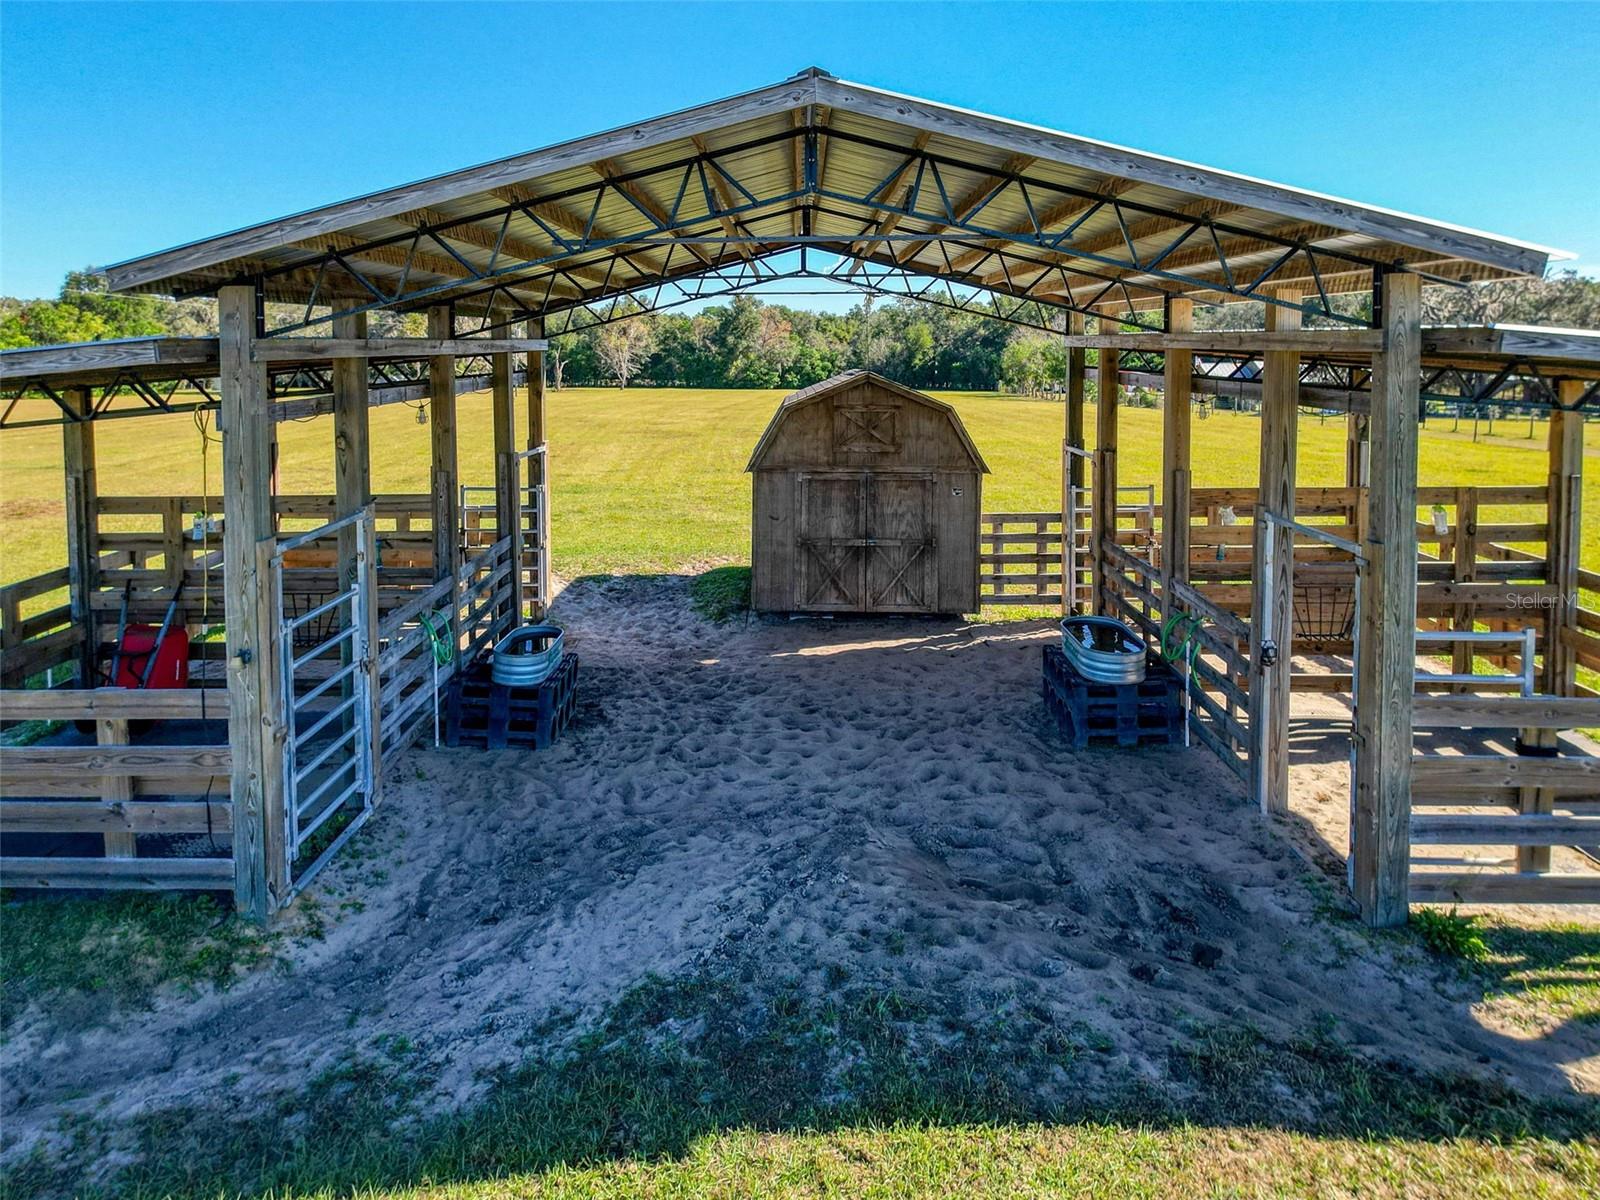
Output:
[1063, 311, 1086, 616]
[491, 351, 520, 625]
[1543, 383, 1584, 695]
[219, 284, 286, 921]
[251, 337, 547, 362]
[332, 311, 379, 797]
[526, 318, 549, 620]
[61, 386, 98, 685]
[1351, 272, 1422, 928]
[427, 306, 460, 581]
[1092, 308, 1120, 615]
[1161, 299, 1194, 615]
[1249, 289, 1301, 815]
[1060, 330, 1384, 354]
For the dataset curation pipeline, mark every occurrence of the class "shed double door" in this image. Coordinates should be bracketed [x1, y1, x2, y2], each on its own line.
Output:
[798, 472, 935, 612]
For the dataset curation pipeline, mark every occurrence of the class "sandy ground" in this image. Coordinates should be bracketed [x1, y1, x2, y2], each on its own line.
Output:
[4, 574, 1599, 1163]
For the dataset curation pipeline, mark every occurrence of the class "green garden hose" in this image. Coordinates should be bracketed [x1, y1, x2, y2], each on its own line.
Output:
[420, 611, 455, 666]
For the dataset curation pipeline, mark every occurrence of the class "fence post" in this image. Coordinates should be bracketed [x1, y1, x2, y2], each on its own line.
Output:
[1543, 386, 1584, 695]
[1351, 270, 1421, 928]
[219, 284, 287, 921]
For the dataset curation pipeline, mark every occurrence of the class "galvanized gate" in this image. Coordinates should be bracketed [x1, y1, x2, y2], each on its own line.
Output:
[269, 506, 379, 898]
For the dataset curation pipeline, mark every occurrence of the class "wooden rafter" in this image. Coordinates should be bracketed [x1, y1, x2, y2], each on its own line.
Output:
[844, 131, 932, 276]
[691, 135, 755, 261]
[591, 158, 717, 266]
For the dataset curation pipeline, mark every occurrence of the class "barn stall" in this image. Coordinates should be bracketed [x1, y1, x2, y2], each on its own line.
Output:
[2, 68, 1598, 924]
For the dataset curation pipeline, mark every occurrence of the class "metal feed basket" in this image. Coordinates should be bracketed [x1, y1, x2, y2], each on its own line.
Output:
[1292, 582, 1356, 647]
[491, 625, 564, 688]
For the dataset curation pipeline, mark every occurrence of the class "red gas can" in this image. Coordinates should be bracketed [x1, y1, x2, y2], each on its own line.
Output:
[113, 624, 190, 689]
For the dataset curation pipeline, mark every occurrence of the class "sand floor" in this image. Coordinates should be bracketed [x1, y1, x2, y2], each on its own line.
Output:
[4, 574, 1598, 1162]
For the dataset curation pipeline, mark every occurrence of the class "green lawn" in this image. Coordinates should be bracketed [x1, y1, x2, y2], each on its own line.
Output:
[2, 386, 1594, 588]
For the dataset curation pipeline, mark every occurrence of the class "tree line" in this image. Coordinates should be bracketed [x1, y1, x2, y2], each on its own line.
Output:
[4, 269, 1596, 396]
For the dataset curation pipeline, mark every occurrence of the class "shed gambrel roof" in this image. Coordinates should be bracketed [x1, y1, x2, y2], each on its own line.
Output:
[745, 369, 990, 473]
[101, 68, 1568, 337]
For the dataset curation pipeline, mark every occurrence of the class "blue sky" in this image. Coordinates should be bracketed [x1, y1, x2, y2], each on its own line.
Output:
[2, 1, 1596, 301]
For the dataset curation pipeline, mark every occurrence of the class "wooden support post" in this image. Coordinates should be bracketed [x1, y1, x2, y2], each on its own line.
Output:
[1543, 384, 1584, 696]
[1451, 486, 1479, 687]
[97, 717, 135, 858]
[427, 305, 459, 582]
[62, 386, 98, 685]
[1518, 725, 1558, 873]
[1351, 271, 1421, 928]
[219, 285, 286, 921]
[526, 318, 550, 619]
[1161, 298, 1193, 609]
[1063, 312, 1087, 615]
[1092, 308, 1120, 616]
[1249, 290, 1301, 815]
[331, 311, 378, 793]
[491, 350, 521, 626]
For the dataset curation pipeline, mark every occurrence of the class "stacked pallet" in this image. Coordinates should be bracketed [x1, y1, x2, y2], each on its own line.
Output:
[1042, 644, 1181, 749]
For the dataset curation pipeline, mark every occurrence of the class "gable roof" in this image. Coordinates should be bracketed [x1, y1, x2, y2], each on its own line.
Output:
[103, 68, 1568, 330]
[745, 369, 990, 472]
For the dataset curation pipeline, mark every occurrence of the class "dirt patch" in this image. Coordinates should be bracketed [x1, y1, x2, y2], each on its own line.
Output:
[4, 576, 1598, 1168]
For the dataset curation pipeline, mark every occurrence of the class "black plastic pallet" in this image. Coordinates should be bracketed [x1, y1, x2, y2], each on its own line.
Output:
[1042, 643, 1181, 749]
[446, 652, 579, 750]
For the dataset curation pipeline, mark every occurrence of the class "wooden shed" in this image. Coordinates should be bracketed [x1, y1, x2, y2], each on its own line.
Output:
[746, 371, 988, 614]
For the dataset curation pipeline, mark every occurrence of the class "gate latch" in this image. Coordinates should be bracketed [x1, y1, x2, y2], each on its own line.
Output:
[1260, 640, 1279, 668]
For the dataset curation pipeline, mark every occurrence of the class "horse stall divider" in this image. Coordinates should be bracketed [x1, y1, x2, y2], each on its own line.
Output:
[0, 687, 233, 890]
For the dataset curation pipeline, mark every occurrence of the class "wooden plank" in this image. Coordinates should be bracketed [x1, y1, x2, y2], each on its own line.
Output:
[1352, 272, 1421, 928]
[1410, 872, 1599, 905]
[251, 336, 546, 362]
[1061, 329, 1384, 353]
[1250, 288, 1300, 815]
[218, 284, 283, 921]
[1412, 695, 1600, 729]
[1411, 813, 1600, 845]
[0, 774, 229, 800]
[1411, 754, 1600, 795]
[1, 800, 233, 834]
[0, 745, 233, 781]
[0, 856, 234, 890]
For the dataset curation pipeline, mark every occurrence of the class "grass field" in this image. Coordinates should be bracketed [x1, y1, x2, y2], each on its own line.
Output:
[2, 386, 1596, 587]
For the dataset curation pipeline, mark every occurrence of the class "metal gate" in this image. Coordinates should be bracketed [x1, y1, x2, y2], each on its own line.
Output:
[461, 444, 548, 618]
[269, 506, 378, 898]
[1063, 444, 1157, 613]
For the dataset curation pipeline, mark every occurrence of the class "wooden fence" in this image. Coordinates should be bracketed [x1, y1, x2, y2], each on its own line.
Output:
[0, 567, 81, 688]
[0, 688, 233, 891]
[1411, 694, 1600, 904]
[376, 535, 518, 759]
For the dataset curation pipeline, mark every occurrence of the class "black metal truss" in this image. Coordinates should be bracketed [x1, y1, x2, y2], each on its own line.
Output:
[1118, 349, 1592, 415]
[242, 123, 1422, 338]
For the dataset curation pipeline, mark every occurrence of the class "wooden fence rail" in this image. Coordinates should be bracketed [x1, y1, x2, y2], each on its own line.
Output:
[0, 687, 232, 891]
[1409, 693, 1600, 905]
